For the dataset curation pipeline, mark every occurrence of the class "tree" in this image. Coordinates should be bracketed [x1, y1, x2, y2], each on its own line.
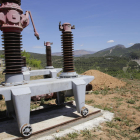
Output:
[130, 52, 139, 59]
[21, 50, 41, 68]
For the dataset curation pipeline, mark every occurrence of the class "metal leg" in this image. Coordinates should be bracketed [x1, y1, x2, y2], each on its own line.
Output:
[56, 92, 65, 105]
[6, 100, 15, 117]
[72, 79, 88, 116]
[11, 87, 32, 137]
[49, 69, 57, 78]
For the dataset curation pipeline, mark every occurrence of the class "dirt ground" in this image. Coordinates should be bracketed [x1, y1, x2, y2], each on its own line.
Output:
[82, 70, 126, 91]
[59, 78, 140, 140]
[0, 71, 140, 139]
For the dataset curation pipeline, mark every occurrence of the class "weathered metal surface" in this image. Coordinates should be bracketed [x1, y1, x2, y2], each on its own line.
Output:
[28, 11, 40, 40]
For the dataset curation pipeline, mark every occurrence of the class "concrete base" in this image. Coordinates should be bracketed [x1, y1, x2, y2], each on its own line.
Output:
[0, 102, 114, 140]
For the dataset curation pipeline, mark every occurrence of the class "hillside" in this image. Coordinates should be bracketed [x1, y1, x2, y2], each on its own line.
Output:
[84, 43, 140, 58]
[0, 50, 3, 56]
[52, 49, 95, 57]
[84, 44, 126, 57]
[28, 52, 63, 68]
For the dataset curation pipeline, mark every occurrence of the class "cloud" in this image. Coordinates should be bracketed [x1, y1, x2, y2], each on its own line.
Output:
[77, 44, 84, 47]
[32, 46, 44, 49]
[107, 40, 114, 43]
[128, 43, 134, 46]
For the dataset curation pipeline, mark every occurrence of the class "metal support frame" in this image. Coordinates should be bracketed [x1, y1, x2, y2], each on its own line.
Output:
[0, 75, 94, 136]
[22, 68, 62, 81]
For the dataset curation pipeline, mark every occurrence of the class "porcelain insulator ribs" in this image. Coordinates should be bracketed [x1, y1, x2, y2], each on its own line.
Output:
[2, 32, 23, 74]
[61, 32, 74, 72]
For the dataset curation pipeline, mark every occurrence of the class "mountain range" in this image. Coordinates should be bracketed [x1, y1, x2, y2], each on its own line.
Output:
[0, 43, 140, 59]
[84, 43, 140, 58]
[52, 50, 96, 57]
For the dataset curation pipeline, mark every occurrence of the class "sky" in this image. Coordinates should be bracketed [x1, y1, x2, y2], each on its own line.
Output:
[0, 0, 140, 54]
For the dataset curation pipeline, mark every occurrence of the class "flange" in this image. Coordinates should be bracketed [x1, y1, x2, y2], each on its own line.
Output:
[59, 72, 78, 78]
[20, 124, 32, 137]
[81, 106, 89, 117]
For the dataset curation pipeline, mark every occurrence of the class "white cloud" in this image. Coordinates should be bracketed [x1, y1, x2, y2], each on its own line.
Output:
[107, 40, 114, 43]
[32, 46, 44, 49]
[128, 43, 134, 46]
[77, 44, 84, 47]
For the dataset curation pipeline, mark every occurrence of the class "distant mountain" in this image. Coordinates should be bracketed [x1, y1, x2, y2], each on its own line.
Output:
[100, 44, 125, 52]
[52, 50, 96, 57]
[83, 43, 140, 58]
[86, 44, 126, 57]
[123, 43, 140, 58]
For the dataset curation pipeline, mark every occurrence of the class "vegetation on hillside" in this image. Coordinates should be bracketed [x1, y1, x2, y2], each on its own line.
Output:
[0, 43, 140, 80]
[84, 43, 140, 59]
[26, 51, 140, 80]
[21, 50, 42, 68]
[29, 51, 63, 68]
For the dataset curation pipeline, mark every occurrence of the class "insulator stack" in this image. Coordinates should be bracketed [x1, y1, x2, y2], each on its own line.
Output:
[2, 32, 23, 74]
[22, 56, 26, 67]
[0, 0, 39, 83]
[44, 42, 53, 67]
[61, 32, 74, 72]
[59, 22, 75, 73]
[46, 46, 52, 66]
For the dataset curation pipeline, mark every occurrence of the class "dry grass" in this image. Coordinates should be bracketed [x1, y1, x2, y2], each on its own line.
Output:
[56, 78, 140, 140]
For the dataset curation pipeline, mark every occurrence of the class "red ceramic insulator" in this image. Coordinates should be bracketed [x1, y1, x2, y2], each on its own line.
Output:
[44, 42, 53, 67]
[59, 22, 75, 72]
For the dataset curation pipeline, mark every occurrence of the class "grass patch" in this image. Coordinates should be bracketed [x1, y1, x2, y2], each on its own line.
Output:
[133, 106, 140, 111]
[85, 99, 94, 104]
[92, 90, 100, 95]
[65, 97, 74, 102]
[67, 132, 78, 139]
[106, 121, 120, 129]
[127, 99, 135, 104]
[130, 136, 140, 140]
[106, 129, 120, 139]
[80, 129, 93, 138]
[112, 97, 123, 101]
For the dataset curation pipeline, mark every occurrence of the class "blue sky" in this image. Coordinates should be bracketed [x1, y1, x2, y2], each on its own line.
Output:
[0, 0, 140, 54]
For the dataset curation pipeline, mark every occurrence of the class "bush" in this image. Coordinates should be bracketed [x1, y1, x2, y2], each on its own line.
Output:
[22, 50, 42, 68]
